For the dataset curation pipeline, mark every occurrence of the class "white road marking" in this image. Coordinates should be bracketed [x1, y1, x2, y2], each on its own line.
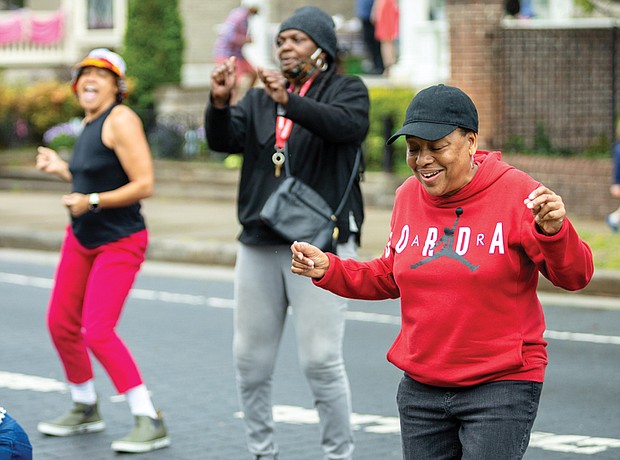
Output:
[0, 371, 67, 393]
[233, 405, 620, 454]
[530, 431, 620, 454]
[544, 329, 620, 345]
[0, 272, 53, 289]
[233, 405, 402, 435]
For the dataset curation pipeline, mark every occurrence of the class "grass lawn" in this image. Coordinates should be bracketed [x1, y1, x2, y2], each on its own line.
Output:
[576, 226, 620, 271]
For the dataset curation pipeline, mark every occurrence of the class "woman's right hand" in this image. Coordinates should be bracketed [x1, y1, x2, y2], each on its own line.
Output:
[36, 146, 71, 181]
[291, 241, 330, 279]
[210, 56, 237, 108]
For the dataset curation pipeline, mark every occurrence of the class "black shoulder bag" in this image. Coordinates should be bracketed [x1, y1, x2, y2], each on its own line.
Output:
[260, 145, 362, 252]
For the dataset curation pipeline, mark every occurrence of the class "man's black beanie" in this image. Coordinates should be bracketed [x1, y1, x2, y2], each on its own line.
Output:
[278, 6, 337, 61]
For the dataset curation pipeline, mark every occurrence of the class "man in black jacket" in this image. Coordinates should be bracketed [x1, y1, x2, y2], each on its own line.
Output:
[206, 6, 369, 460]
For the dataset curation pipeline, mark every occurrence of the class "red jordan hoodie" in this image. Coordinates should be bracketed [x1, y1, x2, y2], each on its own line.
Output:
[316, 151, 593, 387]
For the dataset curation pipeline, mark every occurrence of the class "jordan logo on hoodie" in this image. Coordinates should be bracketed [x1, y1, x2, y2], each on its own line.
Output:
[410, 207, 480, 272]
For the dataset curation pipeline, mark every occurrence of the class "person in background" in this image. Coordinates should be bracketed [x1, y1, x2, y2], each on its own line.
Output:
[291, 84, 593, 460]
[206, 6, 369, 460]
[213, 2, 260, 103]
[505, 0, 521, 16]
[505, 0, 535, 18]
[356, 0, 384, 75]
[0, 406, 32, 460]
[372, 0, 399, 76]
[605, 121, 620, 232]
[34, 48, 170, 454]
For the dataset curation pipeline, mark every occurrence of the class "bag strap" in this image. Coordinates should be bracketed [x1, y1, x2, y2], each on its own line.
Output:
[333, 147, 361, 218]
[283, 143, 361, 220]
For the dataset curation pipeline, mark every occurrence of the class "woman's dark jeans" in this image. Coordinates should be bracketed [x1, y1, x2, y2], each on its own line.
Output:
[397, 374, 542, 460]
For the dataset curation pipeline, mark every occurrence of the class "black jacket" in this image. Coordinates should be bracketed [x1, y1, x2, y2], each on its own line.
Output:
[205, 70, 370, 247]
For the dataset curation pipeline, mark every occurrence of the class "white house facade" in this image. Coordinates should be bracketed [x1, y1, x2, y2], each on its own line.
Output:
[0, 0, 125, 81]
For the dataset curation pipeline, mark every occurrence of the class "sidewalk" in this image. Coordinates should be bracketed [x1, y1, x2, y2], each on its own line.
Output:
[0, 159, 618, 298]
[0, 188, 393, 263]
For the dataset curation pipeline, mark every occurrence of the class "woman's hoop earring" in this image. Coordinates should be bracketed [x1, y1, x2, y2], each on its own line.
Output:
[316, 57, 328, 72]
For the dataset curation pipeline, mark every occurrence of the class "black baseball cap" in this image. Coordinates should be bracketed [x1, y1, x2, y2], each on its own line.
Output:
[387, 84, 479, 144]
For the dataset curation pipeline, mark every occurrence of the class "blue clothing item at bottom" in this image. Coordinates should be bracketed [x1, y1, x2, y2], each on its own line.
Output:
[397, 375, 542, 460]
[234, 239, 357, 460]
[0, 408, 33, 460]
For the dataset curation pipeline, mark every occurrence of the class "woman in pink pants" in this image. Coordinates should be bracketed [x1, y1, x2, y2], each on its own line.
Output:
[34, 48, 170, 454]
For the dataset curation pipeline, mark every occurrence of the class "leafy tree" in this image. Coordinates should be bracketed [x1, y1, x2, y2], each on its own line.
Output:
[123, 0, 184, 124]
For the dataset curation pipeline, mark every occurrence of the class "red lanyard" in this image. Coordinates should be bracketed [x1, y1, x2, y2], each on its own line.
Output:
[274, 76, 315, 150]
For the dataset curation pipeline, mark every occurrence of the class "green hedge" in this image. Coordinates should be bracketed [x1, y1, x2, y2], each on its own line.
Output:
[124, 0, 184, 122]
[365, 86, 416, 175]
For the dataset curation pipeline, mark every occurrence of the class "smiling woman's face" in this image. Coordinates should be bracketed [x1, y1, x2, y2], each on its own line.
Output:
[75, 66, 118, 115]
[406, 129, 478, 197]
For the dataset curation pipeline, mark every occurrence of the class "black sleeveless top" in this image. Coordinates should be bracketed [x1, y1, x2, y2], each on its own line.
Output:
[69, 104, 146, 248]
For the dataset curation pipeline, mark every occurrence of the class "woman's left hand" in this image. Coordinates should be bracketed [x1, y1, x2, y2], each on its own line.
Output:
[524, 186, 565, 236]
[62, 193, 89, 217]
[257, 67, 289, 105]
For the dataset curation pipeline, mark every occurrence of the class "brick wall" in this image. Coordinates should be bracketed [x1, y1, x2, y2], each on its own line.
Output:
[369, 154, 615, 220]
[446, 0, 505, 150]
[446, 1, 619, 154]
[502, 154, 616, 219]
[499, 27, 617, 152]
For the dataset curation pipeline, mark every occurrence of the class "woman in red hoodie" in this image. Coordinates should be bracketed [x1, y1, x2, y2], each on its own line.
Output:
[290, 84, 594, 460]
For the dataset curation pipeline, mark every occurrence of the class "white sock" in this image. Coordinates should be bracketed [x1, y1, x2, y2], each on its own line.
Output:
[69, 380, 97, 405]
[125, 384, 158, 418]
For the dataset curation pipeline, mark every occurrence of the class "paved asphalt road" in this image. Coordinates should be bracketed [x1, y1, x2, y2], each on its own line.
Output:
[1, 249, 619, 460]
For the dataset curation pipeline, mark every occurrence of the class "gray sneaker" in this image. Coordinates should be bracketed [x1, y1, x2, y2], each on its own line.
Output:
[37, 402, 105, 436]
[111, 411, 170, 453]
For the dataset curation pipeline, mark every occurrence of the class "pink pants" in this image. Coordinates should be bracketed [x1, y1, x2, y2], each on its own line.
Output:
[47, 226, 148, 394]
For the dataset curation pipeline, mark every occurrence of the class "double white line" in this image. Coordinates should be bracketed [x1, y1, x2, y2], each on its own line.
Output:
[2, 271, 620, 346]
